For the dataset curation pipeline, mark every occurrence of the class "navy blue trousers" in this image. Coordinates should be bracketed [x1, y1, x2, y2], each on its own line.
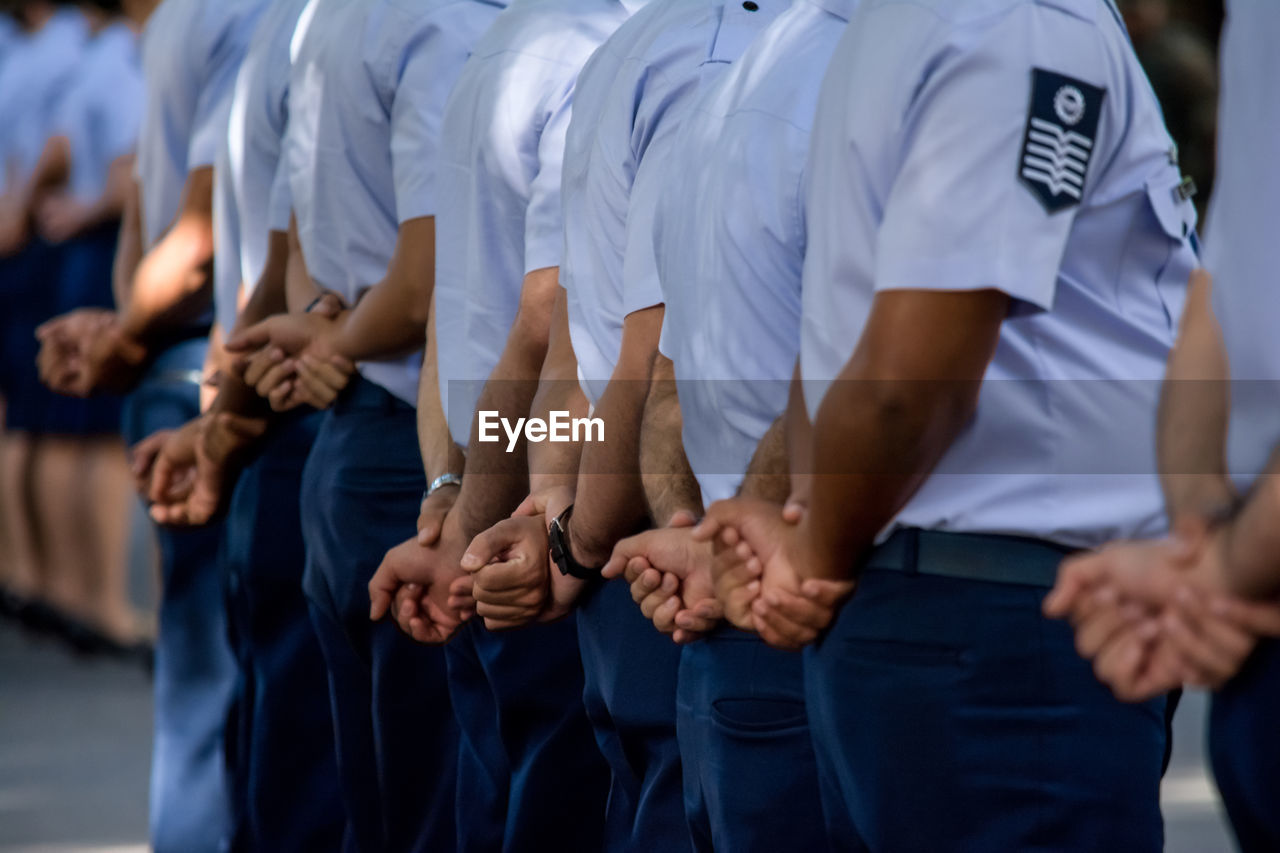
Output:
[444, 604, 607, 851]
[677, 628, 841, 853]
[121, 339, 237, 853]
[1210, 638, 1280, 853]
[223, 411, 344, 852]
[300, 379, 458, 853]
[805, 569, 1166, 852]
[577, 578, 689, 852]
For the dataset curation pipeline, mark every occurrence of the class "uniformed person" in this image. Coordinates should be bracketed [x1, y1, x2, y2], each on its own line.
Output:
[35, 1, 268, 850]
[223, 0, 508, 847]
[0, 0, 87, 630]
[607, 0, 859, 847]
[365, 0, 673, 847]
[454, 0, 787, 846]
[698, 0, 1199, 848]
[1044, 4, 1280, 851]
[21, 0, 142, 649]
[136, 0, 348, 849]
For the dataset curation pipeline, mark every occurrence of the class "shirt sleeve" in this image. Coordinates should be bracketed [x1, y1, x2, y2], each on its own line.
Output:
[873, 23, 1096, 311]
[187, 16, 250, 170]
[523, 82, 574, 274]
[98, 60, 145, 162]
[621, 133, 667, 318]
[389, 30, 462, 224]
[266, 146, 293, 232]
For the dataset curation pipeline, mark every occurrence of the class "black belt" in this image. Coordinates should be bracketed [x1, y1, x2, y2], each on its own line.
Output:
[863, 529, 1078, 589]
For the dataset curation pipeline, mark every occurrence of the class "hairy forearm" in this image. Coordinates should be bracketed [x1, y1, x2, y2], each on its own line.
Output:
[451, 268, 560, 539]
[640, 353, 702, 527]
[739, 415, 789, 504]
[1157, 270, 1236, 522]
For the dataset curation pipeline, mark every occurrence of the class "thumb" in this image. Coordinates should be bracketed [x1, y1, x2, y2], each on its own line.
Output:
[667, 509, 698, 529]
[224, 320, 274, 353]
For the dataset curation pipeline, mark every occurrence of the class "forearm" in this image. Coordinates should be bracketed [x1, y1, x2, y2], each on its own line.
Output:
[804, 376, 977, 580]
[527, 290, 587, 496]
[119, 168, 216, 341]
[331, 216, 433, 362]
[1157, 270, 1236, 522]
[738, 415, 789, 504]
[418, 292, 464, 483]
[113, 182, 143, 309]
[1214, 458, 1280, 600]
[451, 271, 560, 538]
[640, 353, 703, 527]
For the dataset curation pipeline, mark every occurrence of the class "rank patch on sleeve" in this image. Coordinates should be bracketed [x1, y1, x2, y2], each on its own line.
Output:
[1018, 68, 1105, 213]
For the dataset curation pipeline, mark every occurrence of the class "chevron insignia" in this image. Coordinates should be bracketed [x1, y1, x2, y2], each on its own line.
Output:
[1018, 69, 1105, 213]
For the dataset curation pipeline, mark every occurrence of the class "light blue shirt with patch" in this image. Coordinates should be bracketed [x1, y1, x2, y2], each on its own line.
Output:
[800, 0, 1199, 547]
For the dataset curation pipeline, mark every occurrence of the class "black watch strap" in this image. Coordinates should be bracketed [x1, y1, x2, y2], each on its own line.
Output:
[549, 504, 603, 579]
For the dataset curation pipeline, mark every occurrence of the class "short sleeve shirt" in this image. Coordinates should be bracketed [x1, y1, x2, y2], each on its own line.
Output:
[659, 0, 851, 505]
[135, 0, 268, 248]
[1204, 1, 1280, 491]
[285, 0, 506, 405]
[433, 0, 648, 445]
[801, 0, 1199, 547]
[51, 23, 144, 204]
[561, 0, 786, 406]
[211, 0, 310, 333]
[0, 10, 87, 190]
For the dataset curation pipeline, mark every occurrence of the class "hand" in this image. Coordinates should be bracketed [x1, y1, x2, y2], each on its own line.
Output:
[694, 498, 855, 650]
[226, 311, 352, 409]
[144, 412, 265, 526]
[76, 315, 149, 395]
[34, 193, 92, 243]
[368, 508, 471, 644]
[462, 513, 554, 630]
[0, 194, 30, 257]
[604, 516, 722, 643]
[1046, 530, 1280, 699]
[129, 428, 173, 495]
[35, 309, 121, 395]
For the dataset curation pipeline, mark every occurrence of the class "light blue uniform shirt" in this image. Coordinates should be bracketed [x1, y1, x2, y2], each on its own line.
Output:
[1206, 1, 1280, 491]
[212, 0, 309, 334]
[562, 0, 784, 407]
[0, 10, 87, 190]
[659, 0, 851, 506]
[800, 0, 1198, 548]
[434, 0, 648, 446]
[136, 0, 268, 249]
[286, 0, 505, 406]
[51, 23, 144, 204]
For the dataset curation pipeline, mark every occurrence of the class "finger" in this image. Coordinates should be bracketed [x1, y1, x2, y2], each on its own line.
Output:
[268, 379, 299, 412]
[624, 557, 655, 587]
[761, 585, 837, 632]
[461, 523, 520, 572]
[224, 323, 273, 353]
[639, 574, 680, 621]
[668, 510, 698, 529]
[1043, 556, 1104, 618]
[650, 594, 681, 634]
[1210, 595, 1280, 638]
[242, 347, 284, 388]
[368, 564, 400, 621]
[629, 567, 661, 606]
[799, 579, 856, 609]
[254, 358, 296, 399]
[1073, 604, 1134, 660]
[1165, 596, 1254, 687]
[299, 354, 351, 391]
[751, 603, 812, 651]
[476, 601, 540, 626]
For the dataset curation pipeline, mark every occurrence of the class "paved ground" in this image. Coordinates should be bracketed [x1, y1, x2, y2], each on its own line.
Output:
[0, 617, 1239, 852]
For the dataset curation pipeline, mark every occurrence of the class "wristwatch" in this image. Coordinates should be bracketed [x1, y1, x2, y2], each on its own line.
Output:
[548, 504, 604, 579]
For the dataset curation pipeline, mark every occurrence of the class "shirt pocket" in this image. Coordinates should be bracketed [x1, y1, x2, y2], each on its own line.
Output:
[1140, 169, 1199, 331]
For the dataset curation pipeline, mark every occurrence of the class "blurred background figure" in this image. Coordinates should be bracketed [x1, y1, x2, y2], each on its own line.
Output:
[1120, 0, 1221, 219]
[0, 0, 145, 655]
